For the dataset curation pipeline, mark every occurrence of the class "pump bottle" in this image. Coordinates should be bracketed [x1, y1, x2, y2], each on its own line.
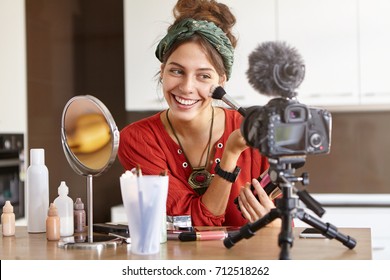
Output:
[46, 203, 60, 241]
[53, 181, 74, 236]
[1, 200, 16, 236]
[26, 148, 49, 233]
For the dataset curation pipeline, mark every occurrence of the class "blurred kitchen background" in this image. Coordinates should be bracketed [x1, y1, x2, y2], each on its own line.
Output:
[1, 0, 389, 259]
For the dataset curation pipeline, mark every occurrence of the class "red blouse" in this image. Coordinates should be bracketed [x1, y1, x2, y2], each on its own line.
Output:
[118, 107, 269, 226]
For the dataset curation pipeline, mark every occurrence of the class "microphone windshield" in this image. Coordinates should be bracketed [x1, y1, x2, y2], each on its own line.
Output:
[246, 41, 305, 99]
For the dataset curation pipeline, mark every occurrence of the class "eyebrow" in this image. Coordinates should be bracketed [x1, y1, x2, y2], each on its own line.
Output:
[168, 62, 216, 72]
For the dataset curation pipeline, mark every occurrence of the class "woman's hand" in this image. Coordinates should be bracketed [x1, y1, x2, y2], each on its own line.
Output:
[224, 129, 249, 155]
[238, 178, 281, 227]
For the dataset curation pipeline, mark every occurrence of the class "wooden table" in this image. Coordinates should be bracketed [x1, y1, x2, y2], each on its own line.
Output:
[0, 226, 372, 260]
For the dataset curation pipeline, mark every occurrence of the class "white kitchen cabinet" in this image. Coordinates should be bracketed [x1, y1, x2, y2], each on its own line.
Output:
[221, 0, 276, 107]
[277, 0, 360, 107]
[124, 0, 176, 111]
[0, 0, 27, 133]
[359, 0, 390, 105]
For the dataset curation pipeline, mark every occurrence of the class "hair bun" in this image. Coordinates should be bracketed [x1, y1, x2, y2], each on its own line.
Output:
[172, 0, 237, 48]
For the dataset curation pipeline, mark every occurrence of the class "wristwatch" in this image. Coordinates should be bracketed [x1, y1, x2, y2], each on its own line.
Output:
[214, 162, 241, 183]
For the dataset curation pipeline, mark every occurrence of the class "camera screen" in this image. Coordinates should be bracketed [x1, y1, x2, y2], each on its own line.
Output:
[274, 123, 306, 151]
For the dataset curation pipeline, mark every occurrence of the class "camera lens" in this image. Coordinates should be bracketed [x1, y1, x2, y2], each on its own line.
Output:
[241, 106, 265, 148]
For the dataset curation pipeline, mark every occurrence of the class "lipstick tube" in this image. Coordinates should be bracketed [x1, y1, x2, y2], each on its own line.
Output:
[178, 231, 228, 242]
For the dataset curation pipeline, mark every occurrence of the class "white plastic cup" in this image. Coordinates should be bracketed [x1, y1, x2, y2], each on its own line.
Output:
[120, 175, 168, 255]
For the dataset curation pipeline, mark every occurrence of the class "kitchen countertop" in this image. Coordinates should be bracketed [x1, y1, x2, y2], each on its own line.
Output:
[0, 226, 372, 260]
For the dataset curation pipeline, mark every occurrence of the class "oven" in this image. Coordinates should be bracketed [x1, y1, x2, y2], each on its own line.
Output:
[0, 134, 25, 220]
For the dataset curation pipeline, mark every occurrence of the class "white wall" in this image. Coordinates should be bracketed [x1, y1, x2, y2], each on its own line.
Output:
[0, 0, 27, 133]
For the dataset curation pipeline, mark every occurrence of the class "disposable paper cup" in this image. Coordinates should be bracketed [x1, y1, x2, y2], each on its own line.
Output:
[120, 175, 168, 255]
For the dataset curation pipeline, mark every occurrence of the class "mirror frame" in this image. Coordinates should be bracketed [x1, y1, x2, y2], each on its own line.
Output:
[61, 95, 120, 177]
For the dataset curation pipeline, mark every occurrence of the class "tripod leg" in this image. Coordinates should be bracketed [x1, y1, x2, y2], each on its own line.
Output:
[296, 209, 357, 249]
[276, 191, 296, 260]
[224, 208, 280, 249]
[278, 214, 293, 260]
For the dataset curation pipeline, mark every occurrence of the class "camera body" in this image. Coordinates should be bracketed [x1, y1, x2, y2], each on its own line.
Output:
[241, 97, 331, 159]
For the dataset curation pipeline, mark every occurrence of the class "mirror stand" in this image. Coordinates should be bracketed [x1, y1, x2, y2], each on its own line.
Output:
[59, 175, 119, 249]
[59, 95, 121, 250]
[87, 174, 93, 243]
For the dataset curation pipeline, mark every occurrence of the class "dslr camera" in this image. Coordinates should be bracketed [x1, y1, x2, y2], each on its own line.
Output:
[241, 98, 331, 159]
[242, 41, 332, 159]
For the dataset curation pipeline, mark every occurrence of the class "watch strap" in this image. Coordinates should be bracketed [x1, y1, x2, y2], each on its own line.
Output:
[214, 162, 241, 183]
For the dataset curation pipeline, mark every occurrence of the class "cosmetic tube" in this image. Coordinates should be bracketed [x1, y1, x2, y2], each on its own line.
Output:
[178, 231, 228, 241]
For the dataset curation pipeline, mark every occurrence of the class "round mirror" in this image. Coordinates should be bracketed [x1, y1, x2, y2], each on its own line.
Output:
[61, 95, 119, 177]
[61, 95, 120, 248]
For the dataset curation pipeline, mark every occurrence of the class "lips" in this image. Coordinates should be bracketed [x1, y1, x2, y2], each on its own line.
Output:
[174, 95, 200, 106]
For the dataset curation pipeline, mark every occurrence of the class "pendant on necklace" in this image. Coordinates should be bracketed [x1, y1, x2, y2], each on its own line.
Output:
[188, 167, 213, 192]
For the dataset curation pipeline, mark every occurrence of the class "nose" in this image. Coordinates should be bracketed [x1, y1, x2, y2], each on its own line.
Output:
[179, 76, 195, 94]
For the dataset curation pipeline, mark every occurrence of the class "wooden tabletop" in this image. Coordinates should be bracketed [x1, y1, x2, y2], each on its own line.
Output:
[0, 226, 371, 260]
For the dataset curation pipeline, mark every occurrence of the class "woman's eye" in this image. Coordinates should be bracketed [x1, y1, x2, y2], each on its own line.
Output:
[169, 69, 183, 75]
[199, 74, 211, 79]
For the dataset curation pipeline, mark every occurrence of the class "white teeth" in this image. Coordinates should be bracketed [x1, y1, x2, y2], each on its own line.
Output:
[174, 95, 198, 106]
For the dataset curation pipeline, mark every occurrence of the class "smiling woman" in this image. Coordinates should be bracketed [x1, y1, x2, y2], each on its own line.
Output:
[118, 0, 274, 228]
[159, 41, 221, 121]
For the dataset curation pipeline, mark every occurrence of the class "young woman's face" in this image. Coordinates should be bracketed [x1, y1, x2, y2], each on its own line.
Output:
[161, 41, 224, 121]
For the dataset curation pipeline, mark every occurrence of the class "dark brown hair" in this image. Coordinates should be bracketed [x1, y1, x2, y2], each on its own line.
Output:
[162, 0, 237, 79]
[171, 0, 237, 48]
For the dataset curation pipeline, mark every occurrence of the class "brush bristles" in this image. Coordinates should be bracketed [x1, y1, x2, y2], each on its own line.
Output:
[210, 85, 226, 100]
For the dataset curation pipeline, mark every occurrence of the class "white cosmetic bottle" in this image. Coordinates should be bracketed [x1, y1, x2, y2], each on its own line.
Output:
[26, 148, 49, 233]
[54, 181, 74, 236]
[2, 200, 16, 236]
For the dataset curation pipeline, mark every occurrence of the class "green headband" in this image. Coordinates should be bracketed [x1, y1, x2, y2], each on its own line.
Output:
[155, 18, 234, 80]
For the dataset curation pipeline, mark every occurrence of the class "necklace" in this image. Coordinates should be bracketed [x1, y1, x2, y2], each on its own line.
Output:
[166, 107, 214, 194]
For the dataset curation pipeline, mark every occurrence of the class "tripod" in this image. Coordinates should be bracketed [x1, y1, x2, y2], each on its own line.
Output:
[224, 156, 357, 260]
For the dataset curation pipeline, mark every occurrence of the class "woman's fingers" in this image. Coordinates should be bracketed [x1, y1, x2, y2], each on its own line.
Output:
[238, 183, 256, 221]
[239, 182, 266, 222]
[238, 178, 281, 226]
[252, 178, 275, 209]
[237, 193, 251, 221]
